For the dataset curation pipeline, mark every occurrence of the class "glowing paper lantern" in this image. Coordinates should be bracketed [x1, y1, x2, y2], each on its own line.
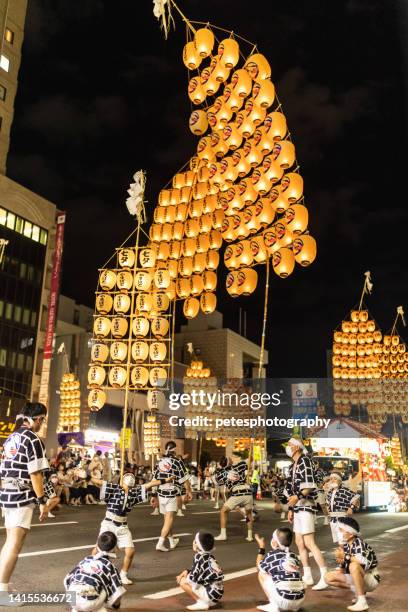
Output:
[88, 366, 106, 388]
[149, 367, 168, 387]
[118, 248, 135, 269]
[272, 140, 296, 169]
[99, 269, 116, 291]
[91, 343, 109, 363]
[179, 256, 193, 278]
[252, 79, 275, 108]
[250, 235, 268, 263]
[176, 277, 192, 298]
[136, 293, 153, 313]
[272, 248, 296, 278]
[139, 248, 156, 269]
[150, 342, 167, 362]
[235, 110, 255, 138]
[110, 342, 128, 363]
[111, 317, 128, 338]
[134, 271, 152, 291]
[154, 269, 171, 289]
[203, 270, 217, 291]
[193, 252, 206, 273]
[152, 292, 170, 313]
[132, 317, 150, 337]
[244, 53, 271, 81]
[239, 268, 258, 295]
[116, 271, 133, 292]
[183, 297, 200, 319]
[284, 204, 309, 234]
[183, 41, 202, 69]
[93, 317, 111, 339]
[88, 389, 106, 412]
[191, 274, 205, 296]
[151, 316, 170, 337]
[218, 38, 240, 68]
[131, 366, 149, 388]
[264, 112, 287, 141]
[293, 235, 317, 266]
[96, 294, 113, 315]
[131, 341, 149, 363]
[188, 77, 206, 105]
[200, 292, 217, 314]
[280, 172, 304, 202]
[231, 69, 252, 98]
[194, 28, 215, 58]
[244, 99, 267, 126]
[206, 250, 220, 270]
[223, 85, 244, 113]
[147, 389, 165, 411]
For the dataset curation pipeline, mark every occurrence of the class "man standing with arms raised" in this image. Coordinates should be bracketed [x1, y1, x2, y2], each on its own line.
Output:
[152, 440, 192, 552]
[285, 437, 327, 589]
[0, 403, 51, 602]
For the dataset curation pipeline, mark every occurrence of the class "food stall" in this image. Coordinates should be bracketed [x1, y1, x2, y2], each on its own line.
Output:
[309, 418, 391, 508]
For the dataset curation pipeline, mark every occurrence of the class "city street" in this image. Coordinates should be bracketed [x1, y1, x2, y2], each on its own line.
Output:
[3, 498, 408, 611]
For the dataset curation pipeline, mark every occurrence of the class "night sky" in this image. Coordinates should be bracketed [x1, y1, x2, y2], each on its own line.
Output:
[6, 0, 408, 377]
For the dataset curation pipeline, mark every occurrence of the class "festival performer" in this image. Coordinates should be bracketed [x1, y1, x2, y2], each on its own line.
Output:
[151, 440, 192, 552]
[270, 478, 290, 519]
[176, 531, 224, 611]
[91, 471, 168, 584]
[255, 528, 306, 612]
[324, 517, 380, 611]
[0, 403, 50, 599]
[285, 438, 327, 589]
[213, 457, 228, 510]
[65, 531, 125, 611]
[214, 452, 254, 542]
[312, 459, 329, 525]
[325, 472, 360, 544]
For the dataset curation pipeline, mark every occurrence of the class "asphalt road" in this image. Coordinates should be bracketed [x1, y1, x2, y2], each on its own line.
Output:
[2, 499, 408, 611]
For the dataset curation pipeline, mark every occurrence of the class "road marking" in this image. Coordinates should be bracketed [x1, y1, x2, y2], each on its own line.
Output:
[18, 533, 192, 558]
[145, 566, 257, 599]
[0, 521, 78, 530]
[191, 511, 220, 515]
[385, 524, 408, 533]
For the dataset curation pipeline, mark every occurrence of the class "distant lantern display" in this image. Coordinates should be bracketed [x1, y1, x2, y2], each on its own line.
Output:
[57, 372, 82, 431]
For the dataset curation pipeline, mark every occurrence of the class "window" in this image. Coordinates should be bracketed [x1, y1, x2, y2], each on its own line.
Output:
[22, 308, 30, 325]
[0, 300, 3, 316]
[0, 54, 10, 72]
[23, 220, 32, 239]
[0, 349, 6, 367]
[13, 306, 21, 323]
[17, 354, 24, 370]
[8, 351, 16, 368]
[74, 309, 80, 325]
[0, 208, 6, 225]
[5, 28, 14, 45]
[0, 84, 6, 101]
[15, 216, 23, 233]
[31, 225, 40, 242]
[27, 265, 34, 281]
[5, 303, 12, 320]
[40, 228, 48, 245]
[6, 212, 15, 230]
[30, 310, 37, 327]
[19, 262, 27, 279]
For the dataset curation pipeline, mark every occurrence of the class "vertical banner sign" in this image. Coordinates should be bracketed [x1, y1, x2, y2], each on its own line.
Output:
[38, 213, 66, 406]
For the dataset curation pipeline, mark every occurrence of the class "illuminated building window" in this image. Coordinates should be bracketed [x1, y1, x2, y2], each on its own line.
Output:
[0, 349, 6, 367]
[0, 55, 10, 72]
[15, 216, 23, 233]
[31, 225, 40, 242]
[5, 303, 12, 320]
[0, 84, 6, 101]
[8, 351, 16, 368]
[5, 28, 14, 45]
[23, 220, 32, 239]
[0, 300, 3, 316]
[22, 308, 30, 326]
[30, 311, 37, 327]
[6, 212, 15, 230]
[40, 229, 47, 245]
[0, 208, 6, 224]
[19, 262, 26, 279]
[13, 306, 21, 323]
[0, 207, 48, 245]
[17, 354, 24, 370]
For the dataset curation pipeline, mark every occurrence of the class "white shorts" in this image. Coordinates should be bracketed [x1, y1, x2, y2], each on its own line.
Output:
[159, 495, 177, 515]
[187, 580, 211, 603]
[2, 504, 35, 530]
[293, 510, 315, 535]
[346, 569, 380, 593]
[260, 574, 305, 611]
[224, 494, 253, 511]
[99, 519, 133, 549]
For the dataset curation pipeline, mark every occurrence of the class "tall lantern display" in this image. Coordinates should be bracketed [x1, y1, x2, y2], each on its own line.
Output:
[57, 372, 82, 432]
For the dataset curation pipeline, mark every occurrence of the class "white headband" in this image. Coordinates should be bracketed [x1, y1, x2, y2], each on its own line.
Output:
[338, 522, 359, 536]
[288, 438, 306, 453]
[194, 532, 213, 553]
[16, 414, 34, 425]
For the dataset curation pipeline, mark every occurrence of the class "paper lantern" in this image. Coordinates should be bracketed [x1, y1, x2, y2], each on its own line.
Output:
[151, 316, 170, 337]
[133, 317, 150, 337]
[176, 277, 192, 298]
[250, 235, 268, 263]
[134, 271, 152, 292]
[131, 341, 149, 363]
[157, 242, 170, 261]
[223, 84, 244, 112]
[166, 280, 176, 300]
[212, 209, 225, 230]
[262, 156, 284, 184]
[165, 206, 176, 224]
[88, 366, 106, 388]
[159, 189, 171, 206]
[256, 198, 275, 227]
[242, 140, 263, 167]
[285, 204, 309, 234]
[235, 110, 255, 138]
[244, 53, 271, 81]
[96, 293, 113, 315]
[115, 271, 132, 292]
[205, 73, 222, 96]
[110, 342, 128, 363]
[188, 77, 206, 105]
[193, 252, 206, 273]
[263, 228, 279, 255]
[180, 238, 195, 258]
[152, 292, 170, 313]
[179, 256, 193, 278]
[210, 130, 229, 158]
[183, 41, 202, 69]
[169, 241, 181, 260]
[150, 342, 167, 362]
[279, 172, 303, 202]
[231, 149, 251, 177]
[196, 234, 210, 254]
[160, 223, 172, 242]
[253, 127, 274, 156]
[224, 244, 237, 270]
[222, 124, 243, 150]
[135, 293, 152, 313]
[252, 79, 275, 108]
[188, 109, 208, 136]
[149, 367, 168, 387]
[93, 317, 111, 338]
[272, 141, 296, 169]
[154, 269, 171, 289]
[218, 38, 240, 68]
[264, 112, 287, 141]
[91, 343, 109, 363]
[139, 248, 156, 269]
[99, 269, 116, 291]
[202, 194, 217, 214]
[272, 248, 296, 278]
[185, 218, 200, 238]
[200, 292, 217, 314]
[202, 270, 217, 291]
[221, 216, 238, 242]
[251, 169, 272, 195]
[209, 229, 222, 250]
[172, 173, 186, 189]
[183, 296, 200, 319]
[206, 250, 220, 270]
[88, 389, 106, 412]
[147, 389, 165, 411]
[111, 317, 128, 338]
[197, 137, 216, 163]
[235, 240, 254, 267]
[118, 248, 135, 270]
[191, 274, 205, 296]
[131, 366, 149, 388]
[231, 68, 252, 98]
[244, 99, 267, 126]
[194, 28, 214, 58]
[293, 235, 317, 266]
[150, 223, 162, 242]
[207, 110, 223, 131]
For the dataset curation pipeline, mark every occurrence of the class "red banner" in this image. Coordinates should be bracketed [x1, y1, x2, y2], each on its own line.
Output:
[38, 212, 66, 405]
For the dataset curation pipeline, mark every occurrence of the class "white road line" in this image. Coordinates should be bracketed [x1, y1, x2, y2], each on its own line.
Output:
[191, 511, 220, 515]
[145, 567, 257, 599]
[0, 521, 78, 530]
[18, 533, 192, 558]
[385, 524, 408, 533]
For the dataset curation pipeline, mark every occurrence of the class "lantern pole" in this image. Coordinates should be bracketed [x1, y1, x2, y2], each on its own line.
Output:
[358, 271, 373, 311]
[257, 257, 270, 379]
[169, 0, 197, 34]
[391, 306, 406, 337]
